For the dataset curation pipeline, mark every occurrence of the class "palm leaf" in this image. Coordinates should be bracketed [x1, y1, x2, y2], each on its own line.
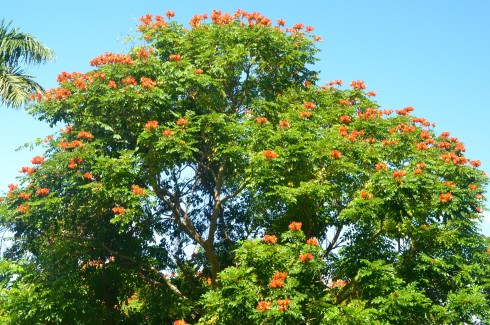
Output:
[0, 66, 43, 108]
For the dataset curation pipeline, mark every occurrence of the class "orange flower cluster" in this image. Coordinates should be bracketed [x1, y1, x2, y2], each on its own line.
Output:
[112, 206, 125, 215]
[277, 298, 291, 312]
[256, 117, 268, 124]
[339, 99, 351, 106]
[173, 320, 187, 325]
[42, 88, 72, 101]
[74, 79, 88, 90]
[132, 185, 145, 196]
[339, 115, 351, 123]
[83, 172, 93, 180]
[288, 221, 302, 230]
[279, 120, 291, 129]
[145, 120, 159, 130]
[440, 192, 453, 203]
[414, 162, 425, 175]
[263, 150, 278, 159]
[162, 129, 174, 137]
[136, 47, 153, 59]
[299, 253, 314, 262]
[357, 107, 381, 120]
[470, 160, 481, 167]
[454, 142, 465, 152]
[68, 158, 79, 169]
[328, 279, 346, 289]
[325, 80, 343, 87]
[8, 184, 18, 192]
[59, 139, 84, 150]
[439, 152, 467, 165]
[17, 204, 30, 214]
[300, 111, 312, 118]
[438, 141, 451, 150]
[90, 52, 133, 67]
[234, 9, 272, 27]
[175, 118, 188, 126]
[166, 10, 175, 19]
[31, 156, 45, 165]
[375, 162, 387, 170]
[19, 192, 31, 200]
[313, 36, 323, 42]
[345, 129, 364, 142]
[189, 13, 209, 28]
[169, 54, 181, 62]
[444, 181, 456, 188]
[77, 131, 93, 140]
[440, 131, 450, 138]
[210, 10, 234, 25]
[108, 81, 117, 89]
[330, 150, 342, 159]
[350, 80, 366, 90]
[193, 69, 203, 74]
[392, 170, 406, 178]
[256, 301, 272, 312]
[395, 106, 415, 116]
[381, 139, 398, 146]
[303, 101, 316, 110]
[29, 93, 42, 101]
[20, 166, 36, 175]
[360, 190, 373, 199]
[263, 235, 278, 244]
[395, 123, 416, 133]
[367, 91, 377, 97]
[410, 117, 431, 127]
[36, 188, 50, 196]
[269, 272, 287, 288]
[306, 237, 319, 246]
[469, 184, 478, 191]
[141, 77, 157, 89]
[122, 76, 137, 86]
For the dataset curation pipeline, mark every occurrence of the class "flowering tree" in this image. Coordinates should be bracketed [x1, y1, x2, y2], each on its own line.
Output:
[0, 10, 488, 324]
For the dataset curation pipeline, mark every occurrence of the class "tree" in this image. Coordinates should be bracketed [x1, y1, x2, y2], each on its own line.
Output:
[0, 19, 55, 108]
[0, 10, 488, 324]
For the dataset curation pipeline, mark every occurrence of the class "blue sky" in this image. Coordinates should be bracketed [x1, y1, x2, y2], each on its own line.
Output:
[1, 1, 489, 234]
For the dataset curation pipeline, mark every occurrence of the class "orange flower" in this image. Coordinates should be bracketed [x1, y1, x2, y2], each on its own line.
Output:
[350, 80, 366, 90]
[17, 204, 30, 214]
[108, 80, 117, 89]
[7, 184, 18, 192]
[276, 298, 291, 312]
[288, 221, 302, 231]
[83, 172, 93, 180]
[77, 131, 94, 140]
[169, 54, 181, 62]
[414, 168, 423, 175]
[145, 120, 159, 130]
[140, 77, 157, 89]
[19, 166, 36, 175]
[257, 301, 272, 312]
[176, 118, 189, 126]
[339, 115, 351, 123]
[306, 237, 319, 246]
[193, 69, 203, 74]
[256, 117, 268, 124]
[263, 150, 278, 159]
[330, 150, 342, 159]
[31, 156, 45, 165]
[440, 192, 453, 203]
[444, 181, 456, 188]
[162, 129, 174, 137]
[300, 111, 312, 118]
[392, 170, 406, 178]
[19, 192, 31, 200]
[263, 235, 278, 244]
[299, 253, 314, 262]
[277, 18, 286, 26]
[68, 158, 77, 169]
[313, 36, 323, 42]
[328, 279, 346, 289]
[395, 106, 415, 116]
[375, 162, 387, 170]
[173, 320, 187, 325]
[416, 142, 429, 150]
[122, 76, 137, 86]
[132, 185, 145, 196]
[360, 190, 373, 199]
[303, 101, 316, 110]
[36, 188, 50, 196]
[279, 120, 291, 129]
[469, 184, 477, 191]
[367, 91, 377, 97]
[166, 10, 175, 19]
[470, 160, 481, 167]
[112, 206, 125, 215]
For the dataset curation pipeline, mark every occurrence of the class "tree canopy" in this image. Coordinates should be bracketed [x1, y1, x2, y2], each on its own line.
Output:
[0, 19, 55, 108]
[0, 10, 488, 324]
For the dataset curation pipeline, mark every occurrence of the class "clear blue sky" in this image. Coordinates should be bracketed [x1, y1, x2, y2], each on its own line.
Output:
[1, 1, 489, 234]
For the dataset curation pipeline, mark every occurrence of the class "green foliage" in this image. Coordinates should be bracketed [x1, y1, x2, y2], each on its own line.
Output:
[0, 9, 488, 324]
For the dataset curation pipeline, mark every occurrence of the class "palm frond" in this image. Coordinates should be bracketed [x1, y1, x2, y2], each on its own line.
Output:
[0, 66, 43, 108]
[0, 19, 55, 67]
